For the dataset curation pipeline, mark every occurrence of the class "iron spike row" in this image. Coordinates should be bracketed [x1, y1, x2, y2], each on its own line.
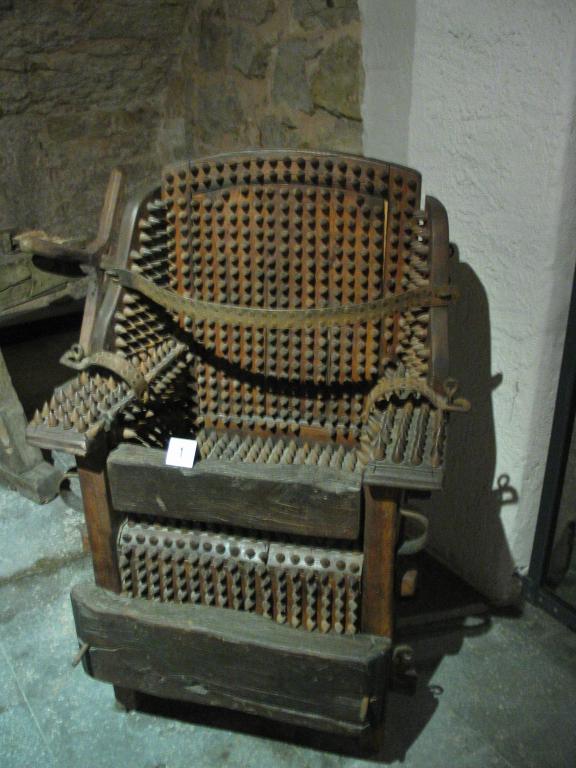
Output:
[138, 219, 169, 241]
[150, 552, 164, 600]
[30, 340, 185, 440]
[118, 519, 363, 633]
[131, 548, 146, 598]
[201, 556, 215, 606]
[342, 451, 357, 472]
[214, 558, 228, 608]
[199, 430, 217, 459]
[346, 576, 360, 634]
[358, 403, 396, 463]
[411, 403, 430, 465]
[305, 573, 317, 632]
[243, 564, 256, 612]
[288, 569, 302, 628]
[119, 552, 132, 593]
[319, 574, 333, 634]
[259, 566, 273, 618]
[188, 555, 201, 603]
[333, 575, 346, 634]
[174, 556, 188, 603]
[229, 560, 243, 610]
[430, 408, 446, 468]
[392, 401, 415, 463]
[159, 554, 174, 601]
[381, 401, 397, 447]
[274, 570, 287, 624]
[329, 445, 346, 469]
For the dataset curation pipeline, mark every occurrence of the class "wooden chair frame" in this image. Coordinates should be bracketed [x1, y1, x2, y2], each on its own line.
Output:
[27, 150, 465, 750]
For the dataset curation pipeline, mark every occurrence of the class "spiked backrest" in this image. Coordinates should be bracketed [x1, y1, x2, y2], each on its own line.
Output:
[111, 151, 435, 442]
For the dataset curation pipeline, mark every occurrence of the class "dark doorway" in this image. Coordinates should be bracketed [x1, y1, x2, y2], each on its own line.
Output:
[525, 264, 576, 631]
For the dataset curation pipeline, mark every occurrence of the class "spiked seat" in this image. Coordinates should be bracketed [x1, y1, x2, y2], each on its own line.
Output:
[28, 150, 467, 749]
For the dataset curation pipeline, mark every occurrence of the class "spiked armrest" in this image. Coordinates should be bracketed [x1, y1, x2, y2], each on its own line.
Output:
[26, 340, 186, 457]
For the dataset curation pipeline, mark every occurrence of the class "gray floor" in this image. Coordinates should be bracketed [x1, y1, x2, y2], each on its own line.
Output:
[1, 485, 576, 768]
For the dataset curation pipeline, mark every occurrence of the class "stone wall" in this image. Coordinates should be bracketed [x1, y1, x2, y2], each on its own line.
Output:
[0, 0, 191, 238]
[173, 0, 363, 157]
[0, 0, 363, 239]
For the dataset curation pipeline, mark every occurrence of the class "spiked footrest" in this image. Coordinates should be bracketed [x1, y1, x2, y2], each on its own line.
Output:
[117, 517, 364, 634]
[71, 583, 390, 737]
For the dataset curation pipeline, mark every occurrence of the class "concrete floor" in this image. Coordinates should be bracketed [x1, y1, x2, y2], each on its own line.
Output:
[0, 483, 575, 768]
[1, 314, 575, 766]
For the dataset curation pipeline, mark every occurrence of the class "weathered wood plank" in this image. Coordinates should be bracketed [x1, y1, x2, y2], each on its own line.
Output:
[361, 486, 400, 637]
[363, 460, 444, 491]
[72, 583, 389, 735]
[77, 454, 122, 592]
[107, 444, 362, 539]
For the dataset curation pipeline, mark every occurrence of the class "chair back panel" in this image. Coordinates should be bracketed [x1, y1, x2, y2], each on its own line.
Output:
[157, 152, 426, 435]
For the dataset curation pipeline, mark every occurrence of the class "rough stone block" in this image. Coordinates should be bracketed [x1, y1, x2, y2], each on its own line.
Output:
[293, 0, 359, 31]
[227, 0, 276, 25]
[231, 27, 272, 79]
[272, 38, 319, 114]
[199, 1, 229, 72]
[197, 83, 244, 137]
[311, 37, 362, 120]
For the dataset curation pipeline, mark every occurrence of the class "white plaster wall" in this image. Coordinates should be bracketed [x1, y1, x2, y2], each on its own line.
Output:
[360, 0, 576, 602]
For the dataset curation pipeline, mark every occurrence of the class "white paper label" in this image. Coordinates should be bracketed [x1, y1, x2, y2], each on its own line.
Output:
[165, 437, 197, 469]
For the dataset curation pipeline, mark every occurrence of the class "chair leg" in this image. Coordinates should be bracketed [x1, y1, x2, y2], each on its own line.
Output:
[77, 455, 122, 593]
[359, 486, 399, 752]
[358, 718, 386, 754]
[114, 685, 141, 712]
[361, 486, 400, 636]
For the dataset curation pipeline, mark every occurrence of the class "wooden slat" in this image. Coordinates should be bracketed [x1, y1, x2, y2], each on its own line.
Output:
[107, 444, 361, 539]
[361, 486, 400, 637]
[363, 460, 444, 491]
[72, 583, 389, 736]
[77, 454, 122, 592]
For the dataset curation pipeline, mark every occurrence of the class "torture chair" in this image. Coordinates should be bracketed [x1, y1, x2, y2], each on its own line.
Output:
[27, 151, 468, 750]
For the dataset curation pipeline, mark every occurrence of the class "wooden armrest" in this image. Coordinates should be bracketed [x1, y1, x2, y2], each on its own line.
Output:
[15, 232, 94, 264]
[26, 339, 186, 457]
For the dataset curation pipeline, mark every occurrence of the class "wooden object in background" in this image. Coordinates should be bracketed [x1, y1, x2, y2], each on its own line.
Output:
[0, 170, 125, 503]
[0, 348, 61, 502]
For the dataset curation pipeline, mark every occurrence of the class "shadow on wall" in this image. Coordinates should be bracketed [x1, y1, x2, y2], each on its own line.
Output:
[423, 247, 519, 605]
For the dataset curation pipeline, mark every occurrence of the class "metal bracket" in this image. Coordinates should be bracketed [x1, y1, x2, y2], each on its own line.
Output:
[107, 267, 459, 331]
[60, 343, 148, 401]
